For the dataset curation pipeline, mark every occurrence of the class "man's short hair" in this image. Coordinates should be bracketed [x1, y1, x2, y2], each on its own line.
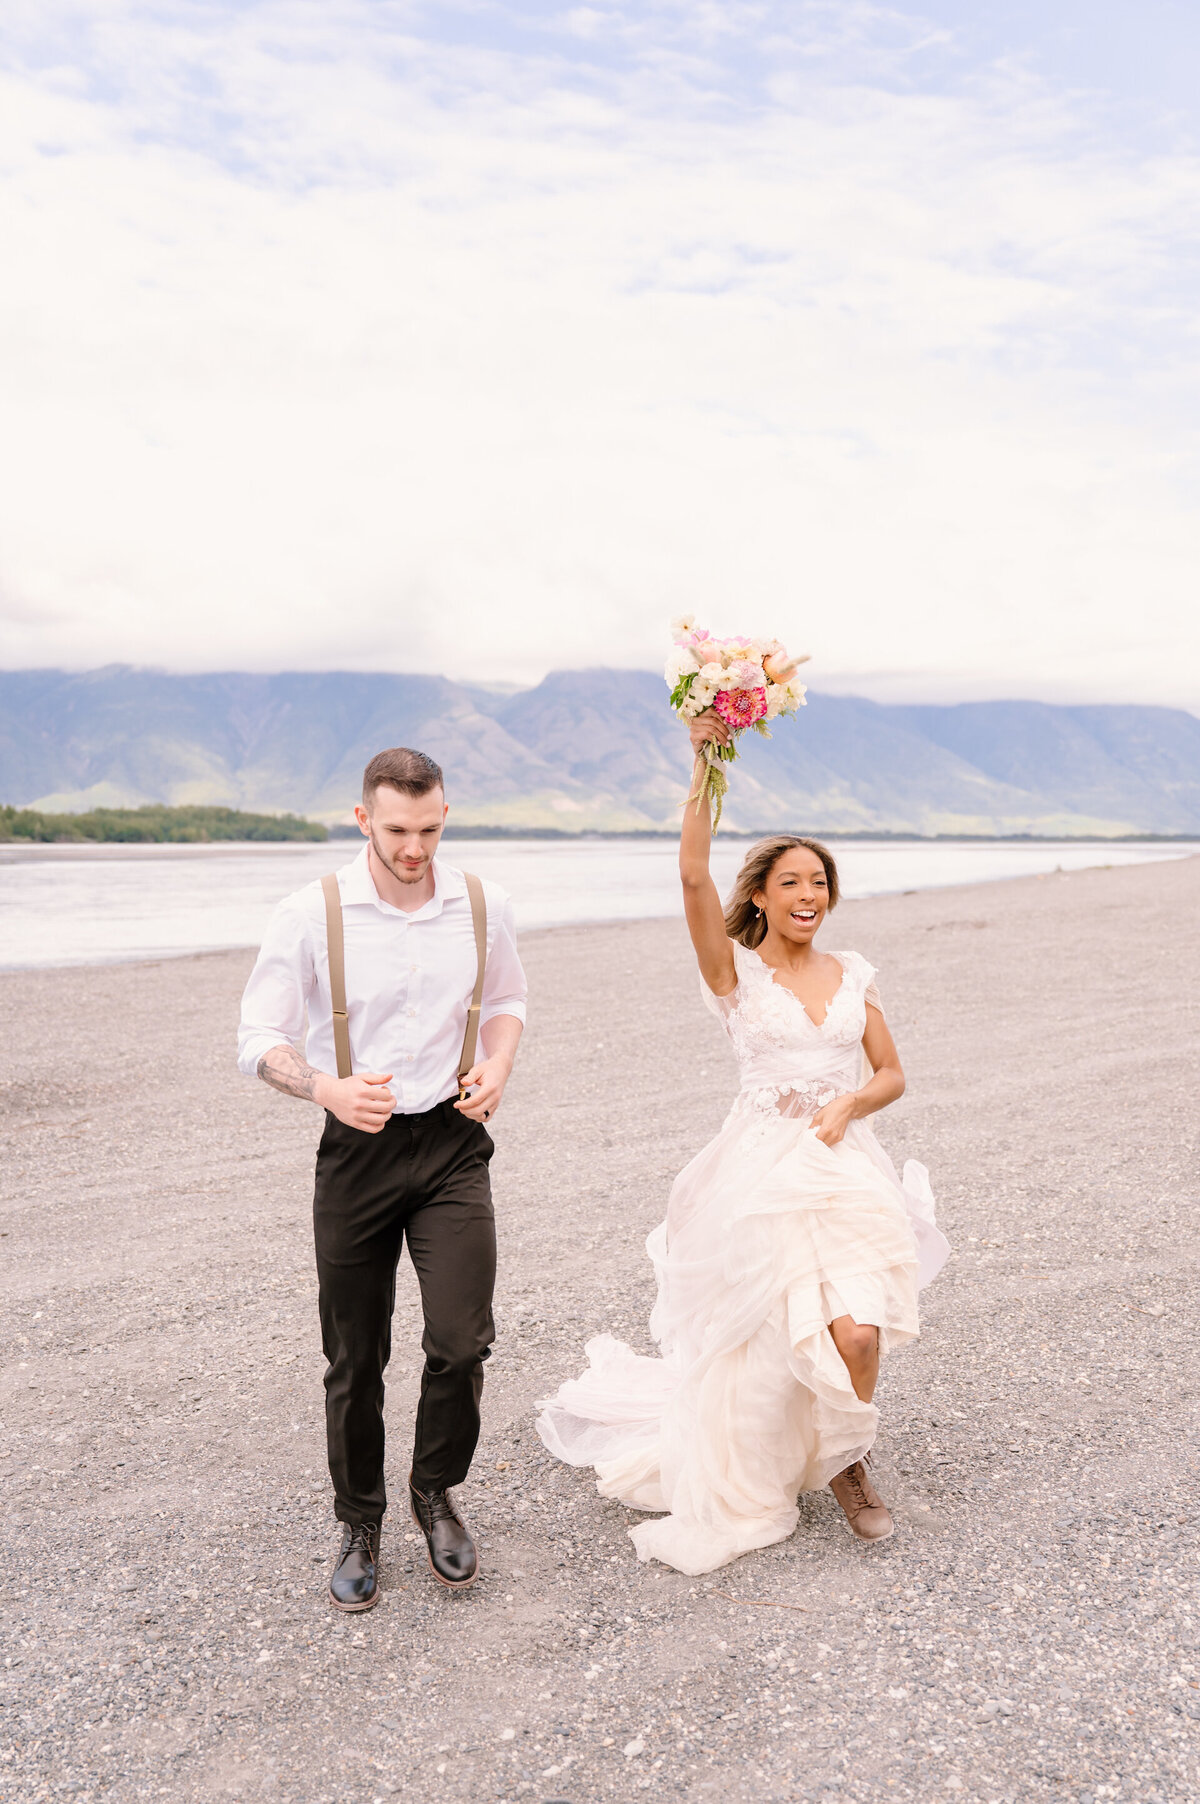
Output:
[362, 747, 445, 807]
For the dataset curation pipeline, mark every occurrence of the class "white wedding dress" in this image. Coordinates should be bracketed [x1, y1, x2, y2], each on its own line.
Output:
[536, 941, 950, 1575]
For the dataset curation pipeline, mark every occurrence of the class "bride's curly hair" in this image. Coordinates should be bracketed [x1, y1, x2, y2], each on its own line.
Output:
[723, 836, 840, 949]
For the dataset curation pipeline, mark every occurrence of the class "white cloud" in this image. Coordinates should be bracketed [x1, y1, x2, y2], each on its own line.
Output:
[0, 1, 1198, 707]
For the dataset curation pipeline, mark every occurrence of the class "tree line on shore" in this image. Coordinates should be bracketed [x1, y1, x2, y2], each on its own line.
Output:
[0, 804, 328, 843]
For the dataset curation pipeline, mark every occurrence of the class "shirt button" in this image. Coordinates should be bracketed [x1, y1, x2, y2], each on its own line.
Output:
[410, 963, 419, 972]
[407, 1007, 417, 1018]
[406, 1054, 415, 1063]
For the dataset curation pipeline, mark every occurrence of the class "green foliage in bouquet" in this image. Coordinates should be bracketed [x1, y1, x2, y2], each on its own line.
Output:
[669, 672, 696, 712]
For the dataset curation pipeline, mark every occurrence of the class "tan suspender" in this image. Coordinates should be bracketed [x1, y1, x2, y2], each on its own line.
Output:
[319, 869, 488, 1096]
[320, 873, 353, 1080]
[458, 870, 488, 1100]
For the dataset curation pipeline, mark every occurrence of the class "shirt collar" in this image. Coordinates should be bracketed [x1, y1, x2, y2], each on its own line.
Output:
[339, 845, 466, 919]
[339, 845, 379, 906]
[417, 858, 465, 920]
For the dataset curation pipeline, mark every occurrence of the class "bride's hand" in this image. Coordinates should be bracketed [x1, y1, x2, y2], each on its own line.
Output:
[811, 1094, 858, 1148]
[687, 710, 731, 756]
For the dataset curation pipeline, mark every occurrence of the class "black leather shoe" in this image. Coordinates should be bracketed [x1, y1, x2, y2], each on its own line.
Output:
[409, 1478, 478, 1588]
[329, 1519, 381, 1611]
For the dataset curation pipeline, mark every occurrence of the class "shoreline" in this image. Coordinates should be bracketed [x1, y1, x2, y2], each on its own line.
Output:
[3, 830, 1199, 864]
[2, 846, 1197, 976]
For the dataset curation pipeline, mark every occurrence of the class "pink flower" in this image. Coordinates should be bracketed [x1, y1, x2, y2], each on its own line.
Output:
[713, 686, 768, 729]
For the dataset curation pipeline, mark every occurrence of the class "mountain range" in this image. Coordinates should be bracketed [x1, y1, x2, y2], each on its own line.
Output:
[2, 665, 1199, 836]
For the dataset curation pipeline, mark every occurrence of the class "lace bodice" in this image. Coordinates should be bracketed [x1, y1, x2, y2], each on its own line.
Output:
[701, 942, 884, 1125]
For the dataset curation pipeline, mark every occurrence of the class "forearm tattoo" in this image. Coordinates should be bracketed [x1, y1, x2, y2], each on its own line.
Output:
[257, 1043, 323, 1101]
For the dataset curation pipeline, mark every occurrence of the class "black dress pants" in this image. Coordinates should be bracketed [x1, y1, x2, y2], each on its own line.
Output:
[313, 1099, 496, 1525]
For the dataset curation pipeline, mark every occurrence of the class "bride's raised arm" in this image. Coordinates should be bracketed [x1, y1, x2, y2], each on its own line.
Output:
[679, 713, 738, 998]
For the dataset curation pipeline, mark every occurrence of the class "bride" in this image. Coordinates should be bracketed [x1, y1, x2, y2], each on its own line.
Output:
[536, 708, 950, 1574]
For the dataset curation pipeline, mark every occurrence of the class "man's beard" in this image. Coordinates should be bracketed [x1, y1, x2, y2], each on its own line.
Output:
[369, 829, 430, 884]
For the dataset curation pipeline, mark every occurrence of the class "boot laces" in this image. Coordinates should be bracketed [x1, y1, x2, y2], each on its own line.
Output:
[427, 1489, 462, 1528]
[411, 1482, 462, 1532]
[843, 1463, 870, 1513]
[342, 1521, 378, 1562]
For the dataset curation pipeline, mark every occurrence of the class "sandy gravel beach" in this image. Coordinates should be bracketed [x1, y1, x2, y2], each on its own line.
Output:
[2, 855, 1199, 1804]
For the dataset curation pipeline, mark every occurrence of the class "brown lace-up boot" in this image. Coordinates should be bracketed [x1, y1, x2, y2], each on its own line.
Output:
[829, 1456, 894, 1541]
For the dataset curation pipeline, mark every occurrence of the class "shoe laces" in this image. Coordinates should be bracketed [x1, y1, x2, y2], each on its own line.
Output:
[843, 1463, 870, 1513]
[425, 1489, 462, 1529]
[342, 1521, 378, 1562]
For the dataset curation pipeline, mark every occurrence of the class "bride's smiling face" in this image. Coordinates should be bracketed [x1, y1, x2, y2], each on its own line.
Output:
[754, 849, 831, 944]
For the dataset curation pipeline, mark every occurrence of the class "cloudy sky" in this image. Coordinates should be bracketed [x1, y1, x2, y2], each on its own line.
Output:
[2, 1, 1198, 706]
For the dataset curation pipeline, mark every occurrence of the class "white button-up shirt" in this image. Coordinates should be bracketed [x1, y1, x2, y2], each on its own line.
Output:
[237, 849, 527, 1116]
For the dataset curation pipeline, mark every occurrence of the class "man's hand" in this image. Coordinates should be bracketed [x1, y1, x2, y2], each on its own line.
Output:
[454, 1054, 511, 1124]
[257, 1045, 396, 1131]
[317, 1071, 396, 1133]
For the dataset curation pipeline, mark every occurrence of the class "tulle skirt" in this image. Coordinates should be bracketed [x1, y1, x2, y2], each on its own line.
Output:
[536, 1105, 947, 1575]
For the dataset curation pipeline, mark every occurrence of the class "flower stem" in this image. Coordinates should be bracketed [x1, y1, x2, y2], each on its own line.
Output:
[693, 739, 731, 833]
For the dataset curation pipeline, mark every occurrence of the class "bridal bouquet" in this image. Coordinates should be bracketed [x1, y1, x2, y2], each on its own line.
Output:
[665, 616, 809, 831]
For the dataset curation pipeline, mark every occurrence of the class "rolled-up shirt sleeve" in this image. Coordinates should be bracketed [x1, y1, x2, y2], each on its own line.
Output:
[236, 898, 315, 1077]
[480, 894, 527, 1028]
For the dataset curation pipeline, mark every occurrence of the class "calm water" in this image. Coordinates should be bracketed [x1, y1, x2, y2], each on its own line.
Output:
[0, 837, 1192, 971]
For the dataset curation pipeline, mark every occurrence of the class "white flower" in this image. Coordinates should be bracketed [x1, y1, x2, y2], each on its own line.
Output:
[682, 674, 719, 716]
[664, 644, 700, 688]
[677, 674, 719, 717]
[697, 660, 726, 683]
[669, 613, 696, 636]
[761, 677, 807, 718]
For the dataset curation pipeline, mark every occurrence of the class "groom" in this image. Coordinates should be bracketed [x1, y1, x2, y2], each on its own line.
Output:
[237, 747, 527, 1609]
